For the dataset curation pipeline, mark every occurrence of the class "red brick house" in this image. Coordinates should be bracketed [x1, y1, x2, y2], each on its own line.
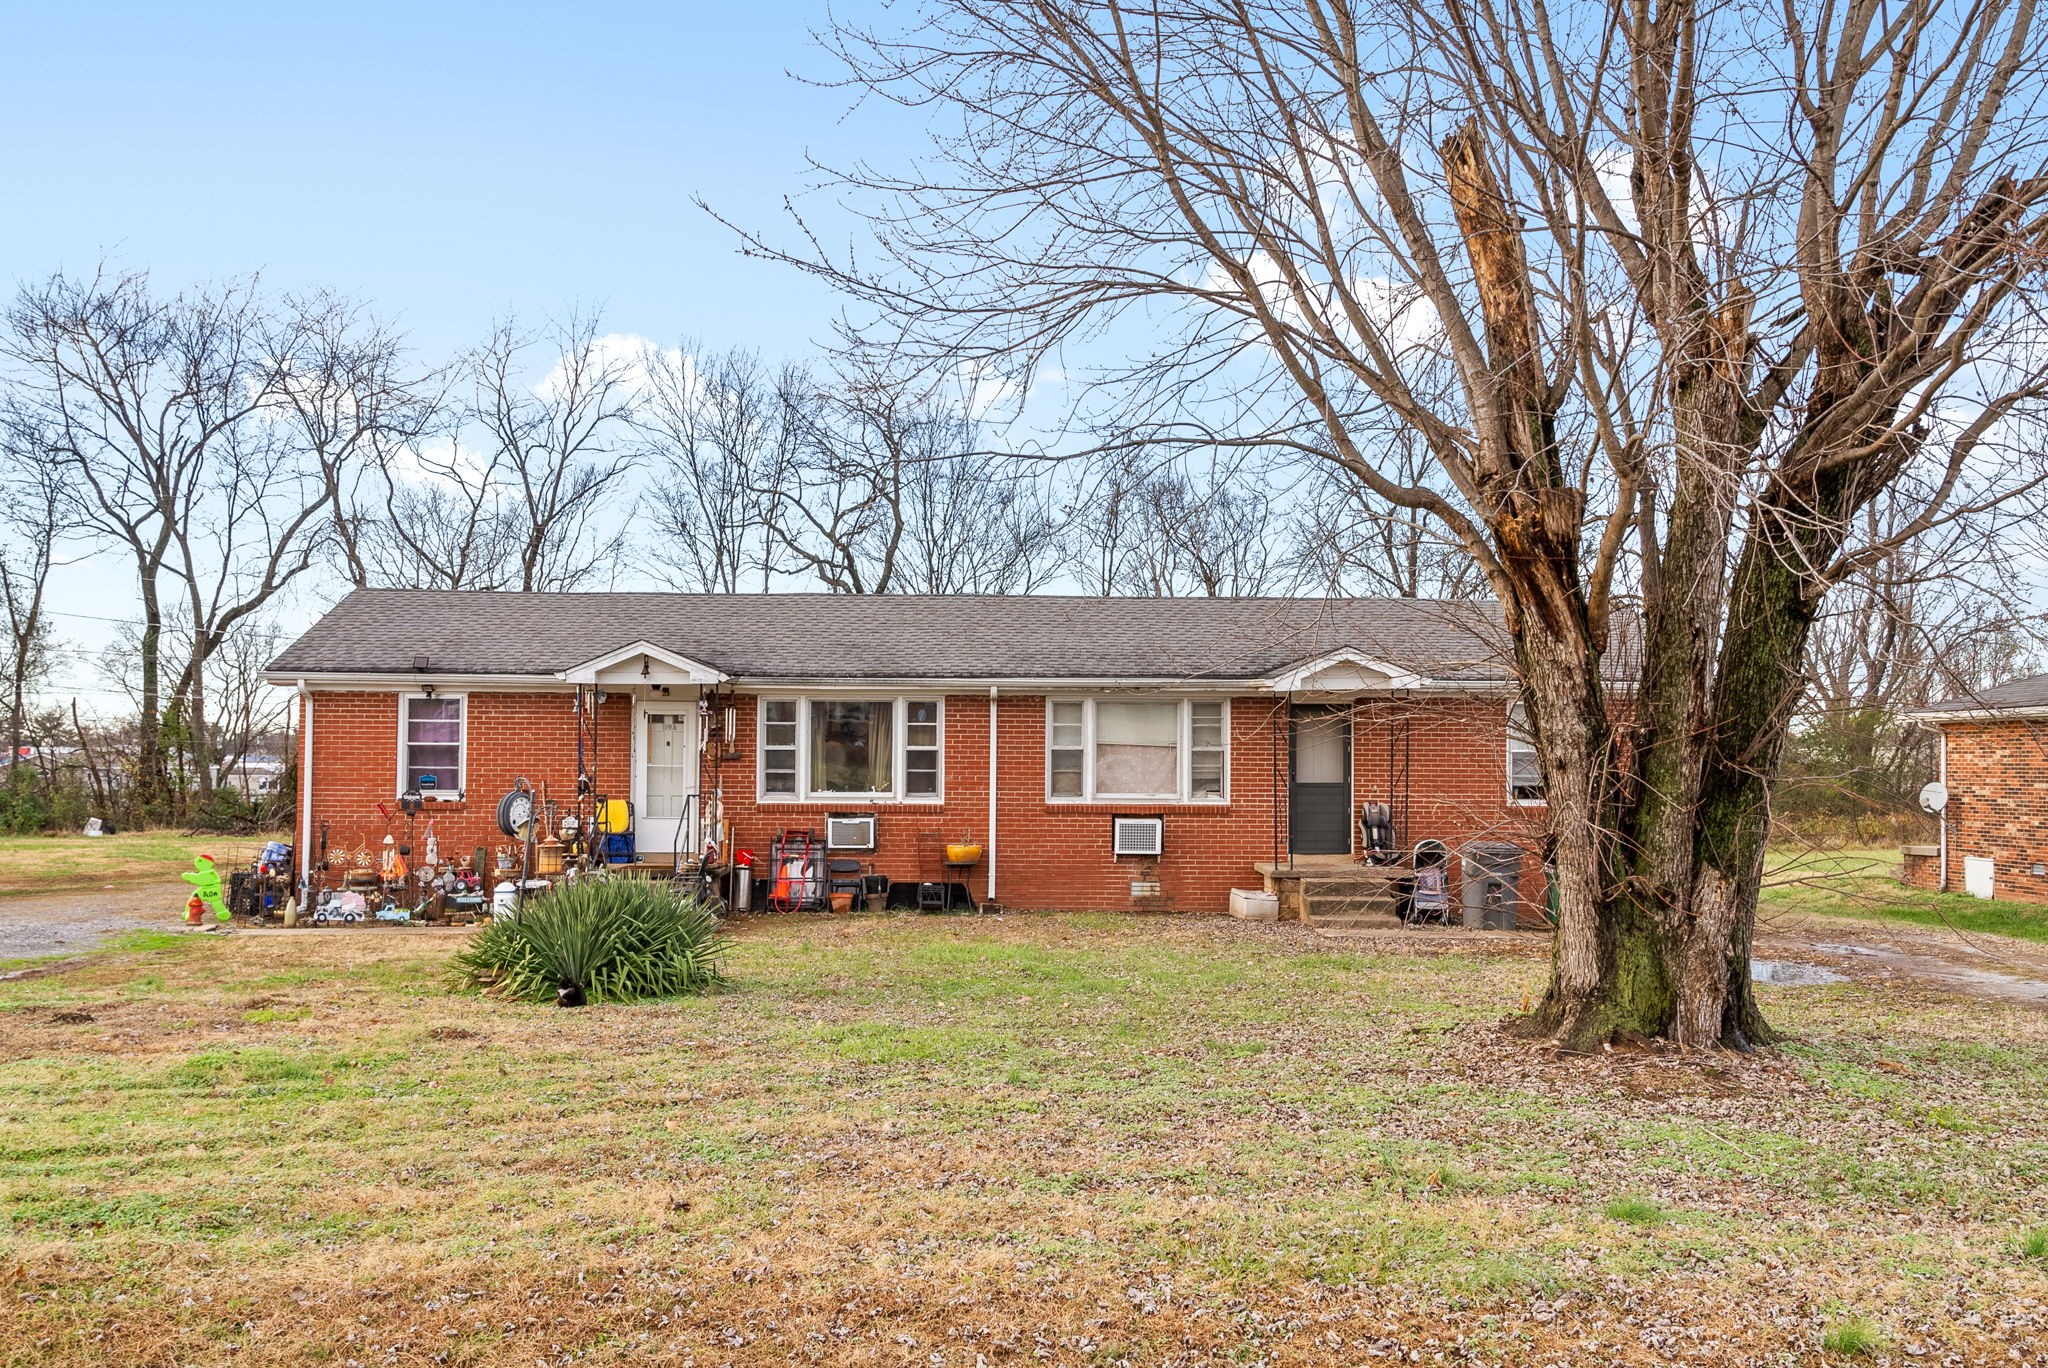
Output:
[1904, 674, 2048, 903]
[264, 591, 1550, 919]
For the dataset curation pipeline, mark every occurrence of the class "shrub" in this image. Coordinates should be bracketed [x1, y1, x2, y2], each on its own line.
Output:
[1821, 1317, 1885, 1355]
[0, 766, 50, 835]
[453, 875, 726, 1006]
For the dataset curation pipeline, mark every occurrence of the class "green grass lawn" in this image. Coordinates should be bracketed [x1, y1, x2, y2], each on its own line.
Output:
[0, 830, 281, 898]
[1761, 845, 2048, 944]
[2, 912, 2045, 1365]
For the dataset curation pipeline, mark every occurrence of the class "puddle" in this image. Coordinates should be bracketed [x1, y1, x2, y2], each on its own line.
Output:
[1812, 943, 1881, 957]
[1751, 959, 1849, 986]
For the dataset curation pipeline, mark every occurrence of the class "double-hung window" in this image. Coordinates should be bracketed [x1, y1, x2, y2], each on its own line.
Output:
[758, 696, 943, 801]
[1507, 702, 1546, 804]
[1045, 698, 1228, 803]
[400, 694, 464, 798]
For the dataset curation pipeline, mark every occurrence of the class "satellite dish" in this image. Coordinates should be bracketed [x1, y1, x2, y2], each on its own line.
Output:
[1918, 781, 1950, 814]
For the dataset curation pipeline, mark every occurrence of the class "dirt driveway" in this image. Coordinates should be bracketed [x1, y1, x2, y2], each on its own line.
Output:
[0, 881, 191, 964]
[1757, 908, 2048, 1007]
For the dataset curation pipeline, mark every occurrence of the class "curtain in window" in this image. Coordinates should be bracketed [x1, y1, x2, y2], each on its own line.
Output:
[1094, 701, 1177, 795]
[810, 700, 893, 793]
[404, 697, 462, 792]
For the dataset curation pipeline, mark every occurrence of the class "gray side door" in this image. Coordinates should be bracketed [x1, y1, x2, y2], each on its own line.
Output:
[1289, 706, 1351, 855]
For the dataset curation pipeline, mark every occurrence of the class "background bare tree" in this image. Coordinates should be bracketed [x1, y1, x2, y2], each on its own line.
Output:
[1062, 460, 1284, 595]
[0, 415, 61, 767]
[761, 358, 1054, 594]
[3, 269, 419, 812]
[1292, 428, 1487, 597]
[740, 0, 2048, 1048]
[467, 314, 638, 592]
[1784, 498, 2046, 831]
[5, 268, 289, 813]
[637, 343, 790, 592]
[335, 313, 636, 593]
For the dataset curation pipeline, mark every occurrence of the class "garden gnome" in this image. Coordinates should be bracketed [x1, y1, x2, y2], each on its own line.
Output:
[182, 853, 229, 923]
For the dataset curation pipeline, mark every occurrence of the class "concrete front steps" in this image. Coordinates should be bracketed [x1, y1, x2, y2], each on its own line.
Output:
[1255, 860, 1405, 930]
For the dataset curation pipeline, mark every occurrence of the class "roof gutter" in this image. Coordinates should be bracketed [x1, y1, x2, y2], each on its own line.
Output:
[1905, 705, 2048, 724]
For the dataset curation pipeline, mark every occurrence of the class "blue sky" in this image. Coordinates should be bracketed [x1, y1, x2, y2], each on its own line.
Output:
[0, 1, 881, 361]
[2, 1, 915, 700]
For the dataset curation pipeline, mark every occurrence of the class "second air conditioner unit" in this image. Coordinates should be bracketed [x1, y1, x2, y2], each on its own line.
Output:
[1111, 815, 1165, 857]
[826, 813, 877, 851]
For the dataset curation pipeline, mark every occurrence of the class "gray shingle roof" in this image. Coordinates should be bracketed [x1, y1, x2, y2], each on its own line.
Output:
[266, 590, 1513, 685]
[1917, 671, 2048, 715]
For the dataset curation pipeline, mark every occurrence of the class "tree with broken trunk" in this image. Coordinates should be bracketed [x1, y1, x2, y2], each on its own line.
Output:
[731, 0, 2048, 1046]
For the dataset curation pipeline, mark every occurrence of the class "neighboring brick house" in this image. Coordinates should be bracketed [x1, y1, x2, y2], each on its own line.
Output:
[264, 591, 1550, 918]
[1904, 675, 2048, 904]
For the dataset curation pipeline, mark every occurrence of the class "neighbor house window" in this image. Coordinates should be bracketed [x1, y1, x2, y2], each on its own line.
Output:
[757, 696, 942, 801]
[1508, 702, 1545, 804]
[1045, 698, 1230, 803]
[400, 694, 464, 798]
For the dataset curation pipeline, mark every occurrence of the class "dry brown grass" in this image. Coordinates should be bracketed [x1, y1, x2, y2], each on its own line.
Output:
[2, 912, 2046, 1365]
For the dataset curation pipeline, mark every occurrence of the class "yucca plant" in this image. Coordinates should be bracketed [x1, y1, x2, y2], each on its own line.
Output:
[454, 876, 726, 1006]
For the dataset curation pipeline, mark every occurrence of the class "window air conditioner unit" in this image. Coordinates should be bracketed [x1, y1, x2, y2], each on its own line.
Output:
[826, 813, 877, 851]
[1111, 815, 1165, 858]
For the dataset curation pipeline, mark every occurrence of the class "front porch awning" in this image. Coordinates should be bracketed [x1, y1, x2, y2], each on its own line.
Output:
[1264, 648, 1427, 694]
[558, 641, 729, 688]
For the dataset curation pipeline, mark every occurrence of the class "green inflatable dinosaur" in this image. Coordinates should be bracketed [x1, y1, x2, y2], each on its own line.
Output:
[182, 854, 230, 923]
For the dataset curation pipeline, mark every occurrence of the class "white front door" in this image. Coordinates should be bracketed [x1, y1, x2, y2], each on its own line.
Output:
[634, 704, 697, 858]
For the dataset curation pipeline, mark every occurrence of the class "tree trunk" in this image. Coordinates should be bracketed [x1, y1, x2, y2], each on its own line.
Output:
[136, 575, 166, 819]
[187, 646, 214, 800]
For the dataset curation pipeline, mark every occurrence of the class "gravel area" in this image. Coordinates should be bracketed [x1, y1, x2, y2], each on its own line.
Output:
[0, 881, 189, 964]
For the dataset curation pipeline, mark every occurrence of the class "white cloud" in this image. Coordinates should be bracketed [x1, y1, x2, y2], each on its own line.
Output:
[533, 331, 682, 403]
[387, 438, 493, 488]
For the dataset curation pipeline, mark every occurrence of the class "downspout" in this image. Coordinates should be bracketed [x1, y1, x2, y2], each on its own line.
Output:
[987, 686, 998, 903]
[296, 680, 314, 902]
[1938, 727, 1949, 893]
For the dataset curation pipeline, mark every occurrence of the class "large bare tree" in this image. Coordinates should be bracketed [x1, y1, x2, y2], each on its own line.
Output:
[5, 271, 416, 806]
[736, 0, 2048, 1046]
[4, 270, 296, 810]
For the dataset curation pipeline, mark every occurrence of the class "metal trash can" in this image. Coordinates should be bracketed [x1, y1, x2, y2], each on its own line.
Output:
[1460, 843, 1525, 929]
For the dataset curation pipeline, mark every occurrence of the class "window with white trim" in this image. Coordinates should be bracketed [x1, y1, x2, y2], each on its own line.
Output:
[905, 700, 940, 796]
[400, 694, 464, 798]
[1044, 697, 1229, 803]
[1508, 702, 1545, 804]
[756, 696, 943, 801]
[762, 700, 799, 795]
